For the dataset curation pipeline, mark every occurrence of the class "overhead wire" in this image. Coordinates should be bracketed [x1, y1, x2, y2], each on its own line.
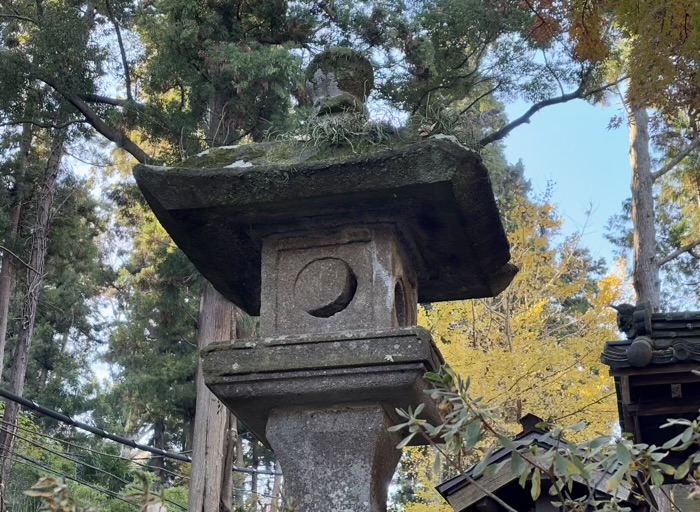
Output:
[1, 425, 131, 485]
[0, 387, 190, 461]
[0, 418, 191, 481]
[0, 429, 189, 511]
[0, 385, 282, 511]
[0, 446, 139, 509]
[0, 389, 281, 475]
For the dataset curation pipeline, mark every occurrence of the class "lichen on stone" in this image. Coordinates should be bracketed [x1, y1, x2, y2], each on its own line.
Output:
[305, 47, 374, 103]
[225, 160, 254, 168]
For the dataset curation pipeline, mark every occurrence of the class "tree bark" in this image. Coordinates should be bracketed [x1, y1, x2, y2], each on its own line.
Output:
[251, 442, 259, 504]
[220, 412, 236, 512]
[0, 127, 66, 498]
[188, 283, 235, 512]
[234, 424, 245, 510]
[0, 123, 33, 382]
[629, 106, 661, 310]
[152, 417, 167, 484]
[270, 461, 283, 512]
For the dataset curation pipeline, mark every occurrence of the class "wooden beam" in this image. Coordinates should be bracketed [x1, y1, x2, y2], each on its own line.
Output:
[626, 400, 700, 417]
[610, 363, 700, 377]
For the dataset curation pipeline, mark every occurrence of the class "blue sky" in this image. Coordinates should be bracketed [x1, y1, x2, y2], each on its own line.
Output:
[502, 98, 632, 265]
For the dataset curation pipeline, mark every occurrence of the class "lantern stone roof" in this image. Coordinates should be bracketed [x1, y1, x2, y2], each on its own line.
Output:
[134, 136, 517, 315]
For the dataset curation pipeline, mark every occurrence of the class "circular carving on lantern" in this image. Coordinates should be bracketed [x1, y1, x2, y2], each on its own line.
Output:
[295, 257, 357, 318]
[627, 336, 653, 368]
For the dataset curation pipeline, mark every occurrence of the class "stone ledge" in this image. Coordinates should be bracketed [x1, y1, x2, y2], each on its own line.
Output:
[202, 327, 444, 447]
[202, 326, 443, 377]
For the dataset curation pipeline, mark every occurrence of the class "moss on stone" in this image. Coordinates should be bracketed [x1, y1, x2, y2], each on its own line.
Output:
[315, 92, 366, 116]
[178, 128, 423, 170]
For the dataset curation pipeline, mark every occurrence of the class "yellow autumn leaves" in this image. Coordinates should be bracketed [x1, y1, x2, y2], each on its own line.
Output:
[401, 194, 630, 510]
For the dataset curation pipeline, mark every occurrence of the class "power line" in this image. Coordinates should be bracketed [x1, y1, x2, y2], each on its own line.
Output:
[1, 426, 130, 486]
[0, 386, 191, 462]
[0, 387, 282, 476]
[0, 447, 139, 509]
[1, 428, 189, 512]
[0, 418, 191, 481]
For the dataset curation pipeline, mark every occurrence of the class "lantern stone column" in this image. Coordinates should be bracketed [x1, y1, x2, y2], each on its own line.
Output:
[267, 405, 401, 511]
[134, 48, 516, 512]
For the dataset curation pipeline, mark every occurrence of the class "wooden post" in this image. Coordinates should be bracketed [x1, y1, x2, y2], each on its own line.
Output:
[188, 284, 235, 512]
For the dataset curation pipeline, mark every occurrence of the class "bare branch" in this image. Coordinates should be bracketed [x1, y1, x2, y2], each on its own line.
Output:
[657, 240, 700, 267]
[0, 12, 38, 24]
[522, 0, 551, 33]
[0, 118, 87, 130]
[554, 392, 616, 423]
[79, 93, 177, 136]
[479, 75, 626, 147]
[542, 49, 565, 96]
[410, 69, 483, 115]
[40, 77, 152, 163]
[79, 93, 130, 106]
[459, 82, 502, 116]
[104, 0, 132, 101]
[452, 41, 488, 72]
[0, 245, 40, 275]
[479, 84, 586, 146]
[651, 136, 700, 182]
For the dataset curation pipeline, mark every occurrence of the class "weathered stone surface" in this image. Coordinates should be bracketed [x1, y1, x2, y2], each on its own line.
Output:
[267, 404, 401, 512]
[134, 138, 517, 314]
[305, 47, 374, 110]
[602, 307, 700, 466]
[202, 327, 443, 447]
[203, 326, 441, 375]
[294, 257, 357, 318]
[260, 225, 416, 336]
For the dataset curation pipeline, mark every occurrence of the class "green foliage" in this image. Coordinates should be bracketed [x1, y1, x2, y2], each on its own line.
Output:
[24, 174, 112, 413]
[394, 365, 700, 511]
[103, 181, 201, 460]
[136, 0, 308, 152]
[23, 471, 189, 512]
[610, 0, 700, 118]
[3, 0, 695, 509]
[25, 477, 98, 512]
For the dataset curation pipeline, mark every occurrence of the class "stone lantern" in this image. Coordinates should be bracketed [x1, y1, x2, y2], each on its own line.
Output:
[134, 48, 516, 512]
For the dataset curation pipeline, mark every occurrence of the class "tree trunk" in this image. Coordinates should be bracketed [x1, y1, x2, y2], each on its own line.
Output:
[270, 462, 283, 512]
[251, 442, 259, 504]
[629, 106, 661, 310]
[220, 412, 236, 512]
[152, 417, 167, 485]
[0, 127, 65, 499]
[188, 283, 236, 512]
[0, 123, 33, 382]
[234, 424, 245, 510]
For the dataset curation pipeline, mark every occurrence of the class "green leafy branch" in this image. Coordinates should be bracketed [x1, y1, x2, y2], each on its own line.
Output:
[392, 365, 700, 511]
[24, 471, 169, 512]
